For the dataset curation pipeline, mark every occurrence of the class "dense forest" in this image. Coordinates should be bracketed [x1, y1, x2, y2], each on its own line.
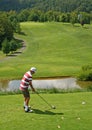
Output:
[0, 0, 92, 13]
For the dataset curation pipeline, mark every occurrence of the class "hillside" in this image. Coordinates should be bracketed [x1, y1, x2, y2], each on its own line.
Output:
[0, 0, 92, 13]
[0, 22, 92, 79]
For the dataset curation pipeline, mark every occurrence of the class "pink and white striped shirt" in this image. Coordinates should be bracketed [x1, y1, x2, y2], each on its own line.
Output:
[20, 71, 32, 90]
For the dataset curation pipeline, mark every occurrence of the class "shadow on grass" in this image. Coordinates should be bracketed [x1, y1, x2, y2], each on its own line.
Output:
[32, 108, 64, 115]
[19, 31, 27, 36]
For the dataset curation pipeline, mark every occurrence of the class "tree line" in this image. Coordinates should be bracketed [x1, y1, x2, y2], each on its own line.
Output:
[17, 9, 91, 24]
[0, 0, 92, 13]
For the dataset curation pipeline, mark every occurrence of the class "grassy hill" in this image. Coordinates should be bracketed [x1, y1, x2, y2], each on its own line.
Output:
[0, 22, 92, 79]
[0, 92, 92, 130]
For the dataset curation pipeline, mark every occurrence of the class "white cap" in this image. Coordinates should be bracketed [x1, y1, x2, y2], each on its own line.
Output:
[30, 67, 37, 72]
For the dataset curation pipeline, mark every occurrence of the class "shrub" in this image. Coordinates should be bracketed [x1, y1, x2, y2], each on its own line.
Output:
[10, 39, 17, 53]
[87, 85, 92, 92]
[78, 64, 92, 81]
[2, 38, 10, 55]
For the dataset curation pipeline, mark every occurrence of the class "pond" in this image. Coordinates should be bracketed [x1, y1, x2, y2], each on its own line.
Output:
[0, 77, 81, 92]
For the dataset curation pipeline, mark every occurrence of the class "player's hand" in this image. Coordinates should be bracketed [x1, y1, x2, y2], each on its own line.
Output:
[32, 87, 35, 92]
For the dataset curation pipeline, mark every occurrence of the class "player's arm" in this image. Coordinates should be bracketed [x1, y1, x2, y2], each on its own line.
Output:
[29, 81, 35, 92]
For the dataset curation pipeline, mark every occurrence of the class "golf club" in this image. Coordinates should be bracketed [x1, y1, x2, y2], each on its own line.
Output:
[36, 92, 56, 109]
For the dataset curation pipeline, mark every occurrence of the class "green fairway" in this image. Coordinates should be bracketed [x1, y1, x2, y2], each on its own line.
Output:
[0, 22, 92, 79]
[0, 92, 92, 130]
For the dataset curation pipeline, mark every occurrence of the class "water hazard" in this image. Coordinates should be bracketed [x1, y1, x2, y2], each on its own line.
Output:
[0, 77, 81, 92]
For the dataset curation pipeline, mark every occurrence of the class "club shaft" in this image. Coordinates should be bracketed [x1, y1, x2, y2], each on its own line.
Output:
[36, 92, 52, 108]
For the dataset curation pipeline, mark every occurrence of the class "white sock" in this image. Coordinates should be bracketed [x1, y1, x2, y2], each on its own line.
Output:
[25, 105, 28, 111]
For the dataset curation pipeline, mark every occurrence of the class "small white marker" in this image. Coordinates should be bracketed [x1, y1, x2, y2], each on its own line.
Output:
[82, 101, 86, 105]
[57, 125, 61, 128]
[61, 116, 64, 120]
[77, 117, 80, 120]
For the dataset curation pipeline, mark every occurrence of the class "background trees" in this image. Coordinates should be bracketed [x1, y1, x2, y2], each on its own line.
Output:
[0, 13, 13, 48]
[0, 0, 92, 13]
[2, 38, 10, 55]
[0, 11, 21, 55]
[2, 38, 22, 55]
[17, 8, 91, 24]
[0, 0, 91, 24]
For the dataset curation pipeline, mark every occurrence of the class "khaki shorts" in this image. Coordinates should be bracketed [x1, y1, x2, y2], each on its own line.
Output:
[22, 88, 30, 98]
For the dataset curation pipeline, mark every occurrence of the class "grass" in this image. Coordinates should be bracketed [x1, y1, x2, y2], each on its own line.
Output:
[0, 22, 92, 129]
[0, 22, 92, 79]
[0, 92, 92, 130]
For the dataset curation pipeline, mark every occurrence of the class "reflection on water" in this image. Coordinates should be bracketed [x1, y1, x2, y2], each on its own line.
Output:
[0, 78, 81, 92]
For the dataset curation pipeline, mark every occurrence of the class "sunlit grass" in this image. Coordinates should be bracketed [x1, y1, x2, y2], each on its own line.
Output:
[0, 22, 92, 79]
[0, 92, 92, 130]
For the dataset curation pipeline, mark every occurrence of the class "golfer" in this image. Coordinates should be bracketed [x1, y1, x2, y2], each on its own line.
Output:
[20, 67, 37, 113]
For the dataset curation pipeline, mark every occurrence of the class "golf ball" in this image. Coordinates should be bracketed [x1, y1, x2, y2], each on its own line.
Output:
[52, 106, 56, 109]
[57, 125, 61, 128]
[61, 116, 64, 120]
[82, 101, 86, 105]
[77, 117, 80, 120]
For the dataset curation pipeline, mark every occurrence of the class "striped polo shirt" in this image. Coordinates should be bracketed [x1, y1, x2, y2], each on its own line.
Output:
[20, 71, 32, 90]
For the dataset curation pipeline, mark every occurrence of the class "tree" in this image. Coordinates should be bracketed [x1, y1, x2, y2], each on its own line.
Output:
[60, 13, 67, 22]
[11, 18, 21, 33]
[17, 9, 30, 22]
[28, 9, 41, 22]
[39, 12, 47, 22]
[70, 12, 78, 25]
[2, 38, 10, 55]
[45, 10, 55, 21]
[8, 11, 21, 33]
[15, 22, 21, 33]
[78, 12, 90, 26]
[0, 13, 13, 47]
[0, 20, 5, 48]
[10, 39, 18, 53]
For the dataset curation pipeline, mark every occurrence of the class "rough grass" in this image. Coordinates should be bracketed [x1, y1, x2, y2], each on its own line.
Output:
[0, 92, 92, 130]
[0, 22, 92, 79]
